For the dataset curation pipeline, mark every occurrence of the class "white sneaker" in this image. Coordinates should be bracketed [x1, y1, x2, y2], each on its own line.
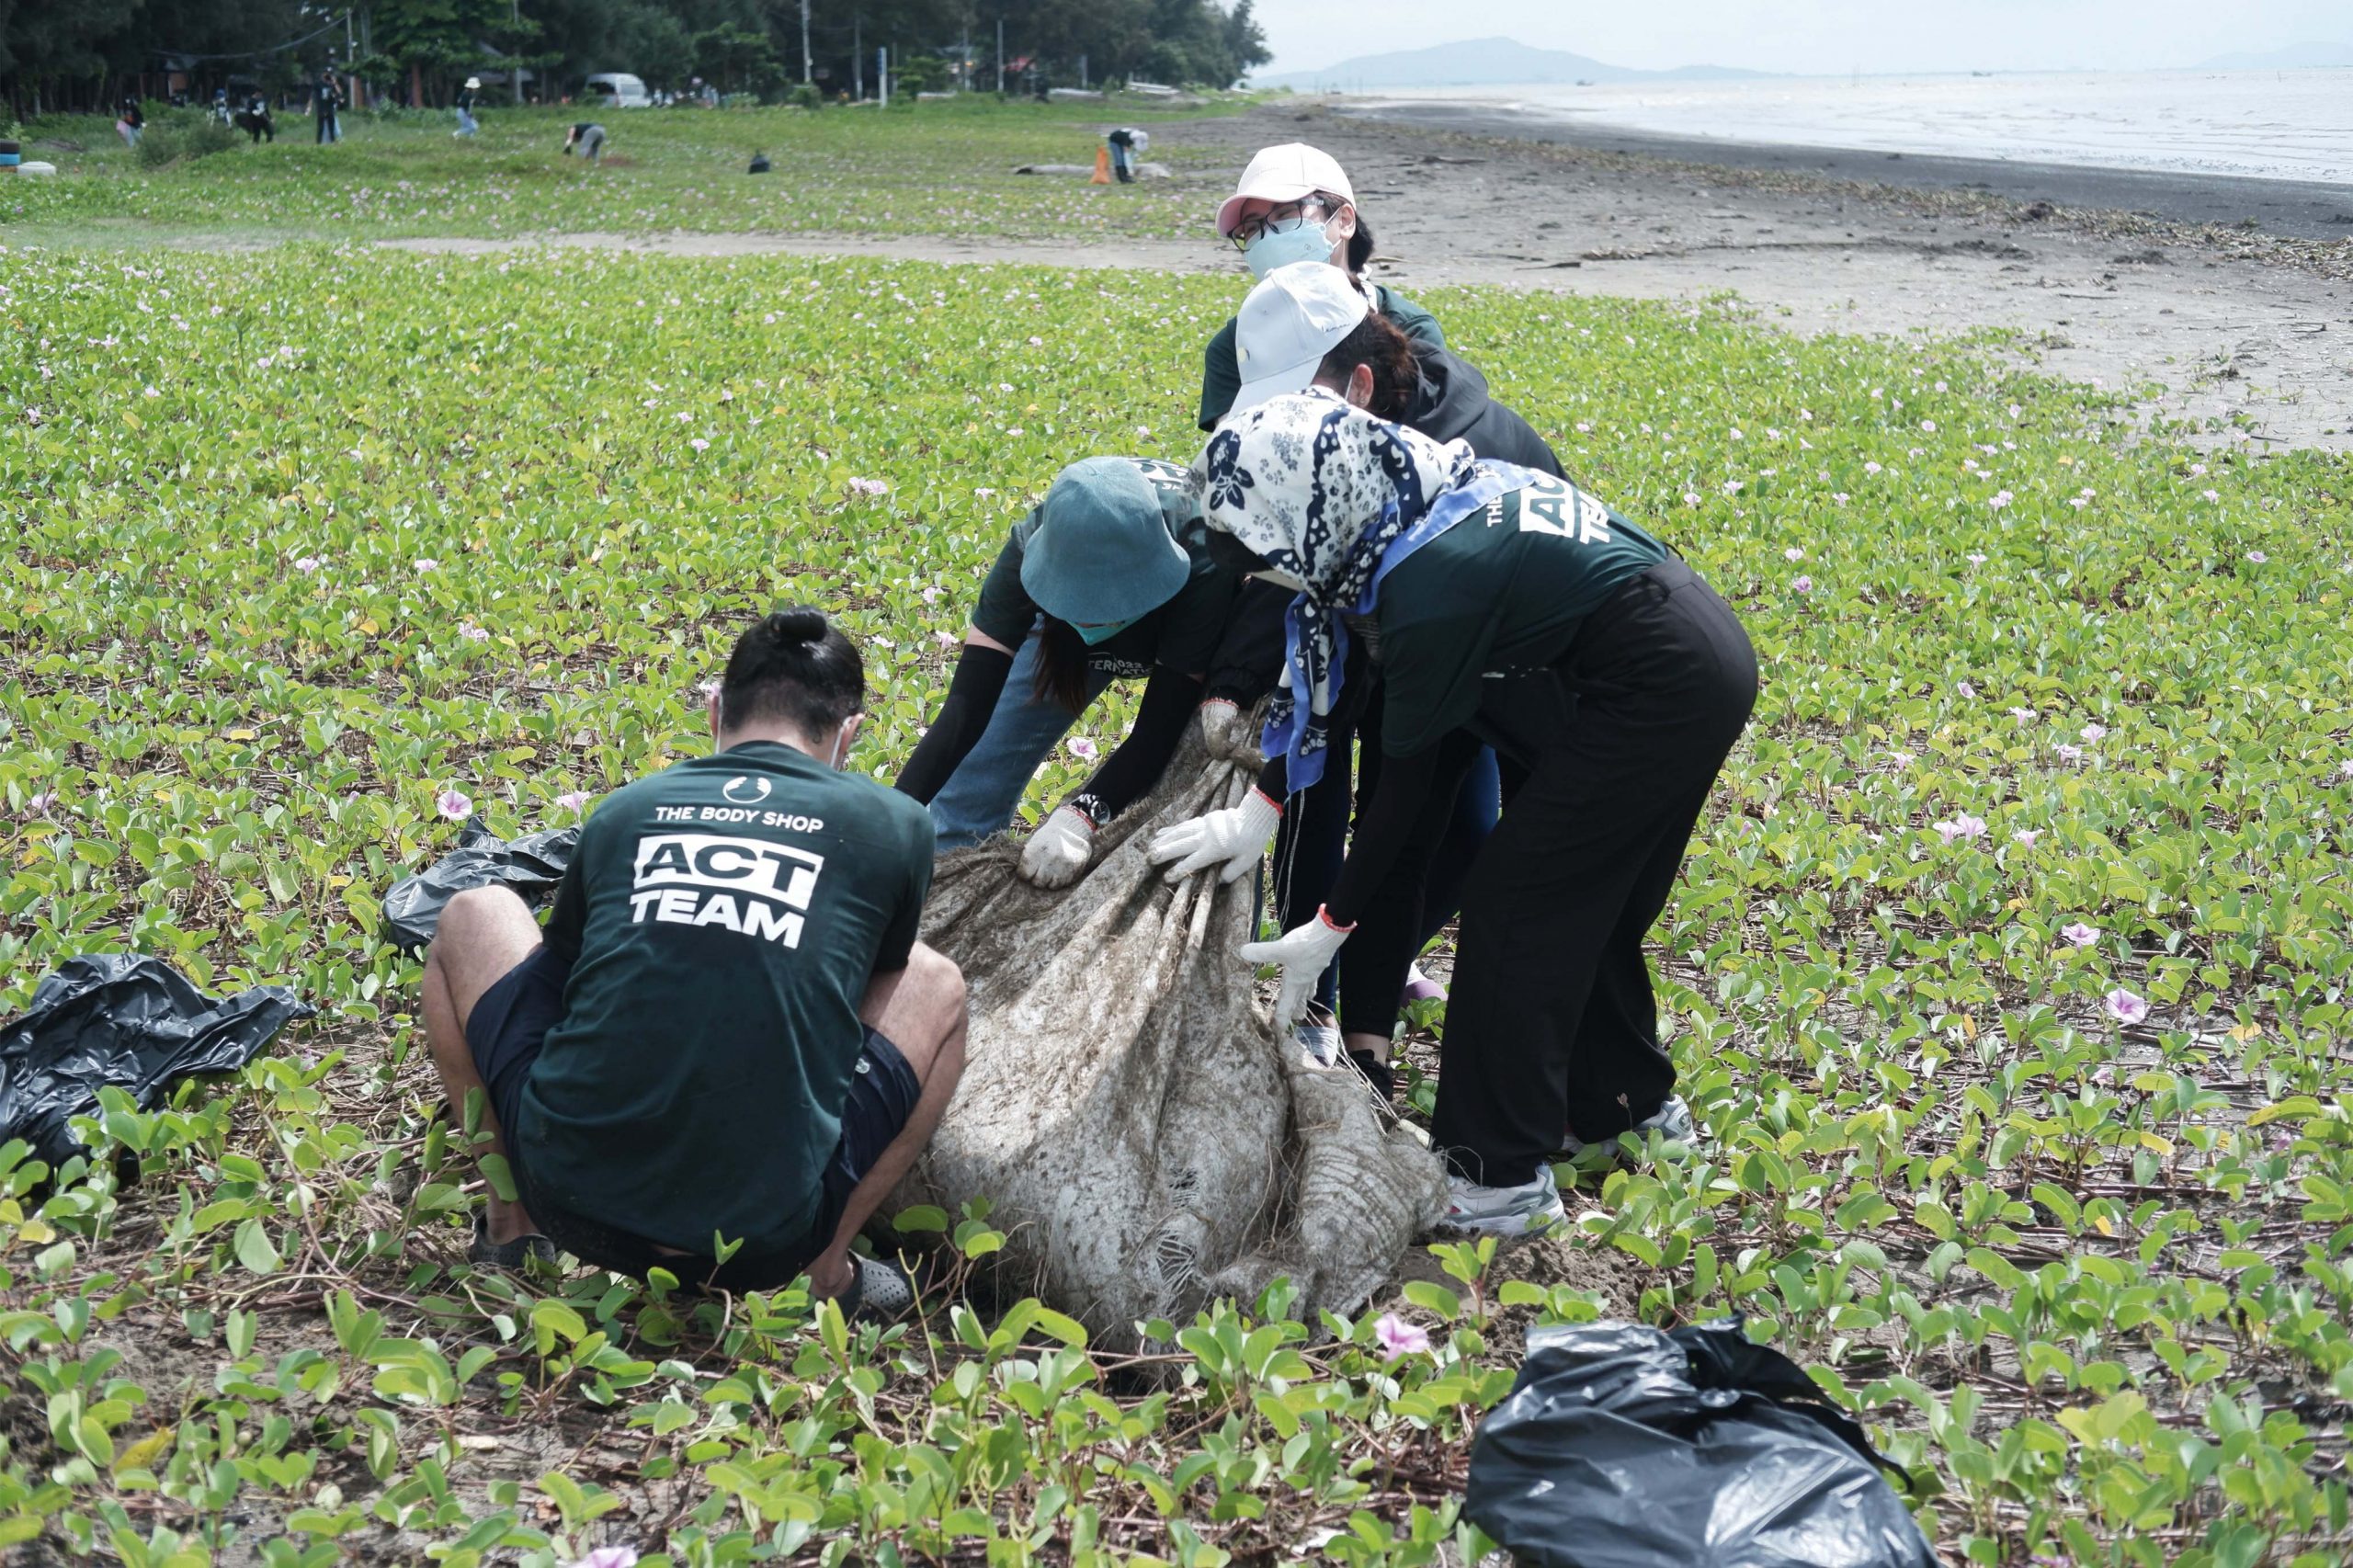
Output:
[1562, 1095, 1699, 1159]
[1438, 1162, 1566, 1236]
[1295, 1020, 1342, 1068]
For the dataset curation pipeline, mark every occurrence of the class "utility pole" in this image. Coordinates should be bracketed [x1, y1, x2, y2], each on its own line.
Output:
[510, 0, 523, 104]
[995, 17, 1004, 94]
[344, 9, 359, 109]
[852, 11, 861, 99]
[801, 0, 813, 85]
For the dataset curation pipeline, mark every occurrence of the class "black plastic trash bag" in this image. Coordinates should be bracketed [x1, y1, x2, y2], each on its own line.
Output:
[0, 954, 313, 1167]
[1464, 1318, 1936, 1568]
[382, 823, 577, 954]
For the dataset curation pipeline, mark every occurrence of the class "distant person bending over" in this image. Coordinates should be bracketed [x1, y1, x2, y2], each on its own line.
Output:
[237, 93, 275, 143]
[1107, 126, 1149, 184]
[564, 121, 607, 163]
[455, 77, 481, 137]
[116, 97, 144, 148]
[313, 71, 342, 144]
[420, 608, 967, 1311]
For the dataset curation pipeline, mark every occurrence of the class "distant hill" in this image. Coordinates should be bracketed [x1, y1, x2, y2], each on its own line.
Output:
[1255, 37, 1774, 90]
[2195, 40, 2353, 69]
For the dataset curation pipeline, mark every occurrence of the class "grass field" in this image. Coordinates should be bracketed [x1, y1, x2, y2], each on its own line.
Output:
[5, 107, 2353, 1567]
[4, 98, 1237, 245]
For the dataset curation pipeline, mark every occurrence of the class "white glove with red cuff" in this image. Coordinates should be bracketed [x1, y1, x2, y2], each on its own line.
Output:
[1147, 789, 1282, 884]
[1237, 905, 1354, 1029]
[1018, 803, 1096, 889]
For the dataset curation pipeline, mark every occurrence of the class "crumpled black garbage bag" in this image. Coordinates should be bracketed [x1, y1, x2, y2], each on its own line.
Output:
[1464, 1318, 1936, 1568]
[0, 954, 313, 1167]
[382, 822, 576, 954]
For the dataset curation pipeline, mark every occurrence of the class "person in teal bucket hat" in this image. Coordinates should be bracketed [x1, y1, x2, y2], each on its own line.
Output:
[894, 457, 1285, 887]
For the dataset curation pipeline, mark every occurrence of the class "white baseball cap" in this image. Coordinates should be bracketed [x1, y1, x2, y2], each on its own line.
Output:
[1215, 142, 1357, 238]
[1229, 261, 1370, 416]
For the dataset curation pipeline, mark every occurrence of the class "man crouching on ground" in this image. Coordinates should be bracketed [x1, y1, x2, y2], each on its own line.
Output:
[421, 607, 965, 1312]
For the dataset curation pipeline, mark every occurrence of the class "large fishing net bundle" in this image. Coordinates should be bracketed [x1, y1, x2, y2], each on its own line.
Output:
[900, 707, 1446, 1344]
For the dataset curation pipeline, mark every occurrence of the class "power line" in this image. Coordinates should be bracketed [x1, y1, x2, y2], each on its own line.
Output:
[151, 11, 351, 65]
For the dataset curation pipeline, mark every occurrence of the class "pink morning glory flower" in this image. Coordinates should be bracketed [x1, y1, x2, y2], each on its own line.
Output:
[24, 791, 57, 816]
[2246, 550, 2268, 563]
[1931, 815, 1986, 844]
[1372, 1312, 1432, 1359]
[1784, 547, 1805, 562]
[555, 790, 590, 812]
[2009, 707, 2038, 722]
[1067, 736, 1097, 761]
[847, 477, 889, 495]
[436, 788, 473, 822]
[1864, 460, 1883, 475]
[2055, 743, 2084, 763]
[2080, 723, 2107, 743]
[689, 437, 710, 452]
[414, 559, 438, 574]
[2104, 989, 2150, 1026]
[1791, 575, 1813, 594]
[2013, 829, 2040, 847]
[1683, 492, 1703, 507]
[294, 556, 323, 573]
[1920, 419, 1938, 432]
[1988, 490, 2013, 510]
[569, 1551, 639, 1568]
[1968, 552, 1989, 565]
[2061, 922, 2098, 948]
[1956, 681, 1977, 699]
[459, 623, 491, 643]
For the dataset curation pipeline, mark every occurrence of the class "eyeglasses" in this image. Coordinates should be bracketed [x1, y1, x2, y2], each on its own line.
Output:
[1228, 197, 1332, 251]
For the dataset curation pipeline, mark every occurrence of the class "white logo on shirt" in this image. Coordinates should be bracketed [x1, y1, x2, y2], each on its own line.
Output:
[1485, 477, 1613, 544]
[722, 775, 773, 804]
[628, 831, 824, 948]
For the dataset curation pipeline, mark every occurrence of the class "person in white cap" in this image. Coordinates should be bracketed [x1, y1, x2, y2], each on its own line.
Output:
[1198, 142, 1445, 434]
[1177, 392, 1756, 1235]
[1154, 260, 1564, 1081]
[455, 77, 482, 138]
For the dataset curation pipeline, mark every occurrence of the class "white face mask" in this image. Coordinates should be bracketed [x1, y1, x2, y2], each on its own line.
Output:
[1251, 565, 1309, 593]
[828, 718, 857, 771]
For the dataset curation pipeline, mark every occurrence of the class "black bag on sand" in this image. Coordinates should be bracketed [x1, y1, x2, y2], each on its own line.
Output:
[0, 955, 313, 1166]
[1464, 1318, 1936, 1568]
[382, 823, 577, 954]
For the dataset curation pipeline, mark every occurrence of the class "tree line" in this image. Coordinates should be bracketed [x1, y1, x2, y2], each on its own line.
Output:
[3, 0, 1271, 118]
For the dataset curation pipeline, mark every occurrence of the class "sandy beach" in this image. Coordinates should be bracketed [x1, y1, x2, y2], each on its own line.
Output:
[380, 99, 2353, 452]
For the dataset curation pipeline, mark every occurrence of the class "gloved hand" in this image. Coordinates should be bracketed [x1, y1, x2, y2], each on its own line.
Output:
[1197, 697, 1253, 752]
[1237, 906, 1354, 1029]
[1018, 804, 1096, 889]
[1148, 790, 1282, 884]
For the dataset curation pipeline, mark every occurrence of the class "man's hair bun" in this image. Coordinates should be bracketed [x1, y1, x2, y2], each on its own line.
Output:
[766, 607, 829, 646]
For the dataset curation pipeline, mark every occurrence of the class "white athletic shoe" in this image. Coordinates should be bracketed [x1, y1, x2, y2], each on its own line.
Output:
[1562, 1095, 1699, 1159]
[1295, 1020, 1342, 1068]
[1438, 1162, 1566, 1236]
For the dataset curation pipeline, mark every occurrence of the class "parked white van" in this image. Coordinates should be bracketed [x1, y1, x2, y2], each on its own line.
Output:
[582, 73, 651, 108]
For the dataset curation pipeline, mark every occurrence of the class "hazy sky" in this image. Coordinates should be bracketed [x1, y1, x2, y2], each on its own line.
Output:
[1253, 0, 2352, 77]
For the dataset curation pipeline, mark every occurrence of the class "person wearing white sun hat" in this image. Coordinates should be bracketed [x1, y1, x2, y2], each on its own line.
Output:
[1162, 260, 1569, 1084]
[455, 77, 482, 137]
[1197, 142, 1447, 433]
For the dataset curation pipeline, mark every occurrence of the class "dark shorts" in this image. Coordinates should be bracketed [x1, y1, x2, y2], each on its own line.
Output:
[463, 945, 922, 1290]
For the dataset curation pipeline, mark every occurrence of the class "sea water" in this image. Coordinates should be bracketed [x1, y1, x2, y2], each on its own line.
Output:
[1364, 69, 2353, 185]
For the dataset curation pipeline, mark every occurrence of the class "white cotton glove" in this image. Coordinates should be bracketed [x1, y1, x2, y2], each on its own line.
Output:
[1018, 804, 1096, 889]
[1197, 697, 1251, 752]
[1237, 906, 1354, 1030]
[1147, 790, 1282, 884]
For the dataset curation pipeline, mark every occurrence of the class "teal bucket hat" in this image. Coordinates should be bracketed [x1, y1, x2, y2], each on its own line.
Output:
[1017, 458, 1191, 625]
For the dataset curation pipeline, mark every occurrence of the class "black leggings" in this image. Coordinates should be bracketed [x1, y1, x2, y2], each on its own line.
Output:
[1431, 559, 1757, 1187]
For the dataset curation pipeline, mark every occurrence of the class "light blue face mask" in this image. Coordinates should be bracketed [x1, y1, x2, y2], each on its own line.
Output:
[1244, 216, 1337, 279]
[1073, 618, 1138, 646]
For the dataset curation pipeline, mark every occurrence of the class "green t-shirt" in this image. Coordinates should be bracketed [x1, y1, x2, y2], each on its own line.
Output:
[971, 457, 1237, 680]
[1196, 283, 1446, 432]
[1376, 474, 1668, 756]
[519, 741, 934, 1255]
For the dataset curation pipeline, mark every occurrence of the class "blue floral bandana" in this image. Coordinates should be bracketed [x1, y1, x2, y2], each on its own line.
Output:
[1191, 391, 1483, 790]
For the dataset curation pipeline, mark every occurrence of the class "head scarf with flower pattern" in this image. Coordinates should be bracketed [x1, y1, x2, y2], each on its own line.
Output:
[1192, 390, 1486, 789]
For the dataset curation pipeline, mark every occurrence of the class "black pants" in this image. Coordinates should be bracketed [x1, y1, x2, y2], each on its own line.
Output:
[314, 109, 336, 144]
[1432, 558, 1757, 1187]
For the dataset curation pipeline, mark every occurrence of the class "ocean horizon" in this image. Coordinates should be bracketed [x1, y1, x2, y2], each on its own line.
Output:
[1351, 67, 2353, 186]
